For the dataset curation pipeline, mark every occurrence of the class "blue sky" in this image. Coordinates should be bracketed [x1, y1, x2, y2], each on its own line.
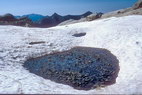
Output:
[0, 0, 137, 16]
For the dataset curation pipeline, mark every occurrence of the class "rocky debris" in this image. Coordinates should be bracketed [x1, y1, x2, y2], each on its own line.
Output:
[101, 8, 142, 19]
[101, 0, 142, 19]
[23, 47, 119, 90]
[133, 0, 142, 9]
[86, 12, 103, 21]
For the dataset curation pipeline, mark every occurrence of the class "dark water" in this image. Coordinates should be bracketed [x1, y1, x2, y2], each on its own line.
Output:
[72, 33, 86, 37]
[23, 47, 119, 90]
[29, 41, 45, 45]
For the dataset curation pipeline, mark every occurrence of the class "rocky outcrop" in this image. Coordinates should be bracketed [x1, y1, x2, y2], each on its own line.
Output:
[133, 0, 142, 9]
[101, 0, 142, 19]
[86, 12, 103, 21]
[0, 14, 34, 27]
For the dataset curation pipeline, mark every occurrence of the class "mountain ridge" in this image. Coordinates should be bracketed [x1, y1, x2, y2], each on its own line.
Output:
[39, 11, 93, 27]
[0, 11, 93, 28]
[16, 14, 46, 23]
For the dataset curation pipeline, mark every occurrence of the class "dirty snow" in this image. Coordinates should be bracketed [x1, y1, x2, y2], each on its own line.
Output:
[0, 15, 142, 94]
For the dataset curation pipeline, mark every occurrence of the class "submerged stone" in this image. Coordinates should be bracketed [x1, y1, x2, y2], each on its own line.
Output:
[72, 33, 86, 37]
[23, 47, 119, 90]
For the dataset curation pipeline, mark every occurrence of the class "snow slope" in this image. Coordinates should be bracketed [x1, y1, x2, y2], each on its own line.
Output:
[0, 15, 142, 94]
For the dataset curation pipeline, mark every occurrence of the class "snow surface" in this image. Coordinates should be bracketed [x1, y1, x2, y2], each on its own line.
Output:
[0, 15, 142, 94]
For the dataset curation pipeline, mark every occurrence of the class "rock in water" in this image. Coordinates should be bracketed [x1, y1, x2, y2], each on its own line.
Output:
[72, 33, 86, 37]
[23, 47, 119, 90]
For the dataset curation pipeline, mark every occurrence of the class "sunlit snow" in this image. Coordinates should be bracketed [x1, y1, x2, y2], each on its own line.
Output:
[0, 15, 142, 94]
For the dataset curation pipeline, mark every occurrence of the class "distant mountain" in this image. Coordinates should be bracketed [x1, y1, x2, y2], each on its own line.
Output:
[0, 13, 17, 21]
[39, 13, 64, 27]
[16, 14, 46, 23]
[0, 13, 34, 27]
[39, 11, 93, 27]
[0, 11, 93, 28]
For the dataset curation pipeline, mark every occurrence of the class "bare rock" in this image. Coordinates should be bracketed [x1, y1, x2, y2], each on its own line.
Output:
[133, 0, 142, 9]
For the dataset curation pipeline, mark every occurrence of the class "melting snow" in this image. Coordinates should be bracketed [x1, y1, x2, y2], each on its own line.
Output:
[0, 15, 142, 94]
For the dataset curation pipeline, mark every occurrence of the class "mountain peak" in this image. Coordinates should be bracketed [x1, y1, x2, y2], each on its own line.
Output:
[85, 11, 92, 14]
[52, 13, 60, 17]
[0, 13, 16, 21]
[82, 11, 93, 17]
[3, 13, 14, 17]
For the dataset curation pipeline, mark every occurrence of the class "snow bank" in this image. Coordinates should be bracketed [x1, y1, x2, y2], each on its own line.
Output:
[0, 15, 142, 94]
